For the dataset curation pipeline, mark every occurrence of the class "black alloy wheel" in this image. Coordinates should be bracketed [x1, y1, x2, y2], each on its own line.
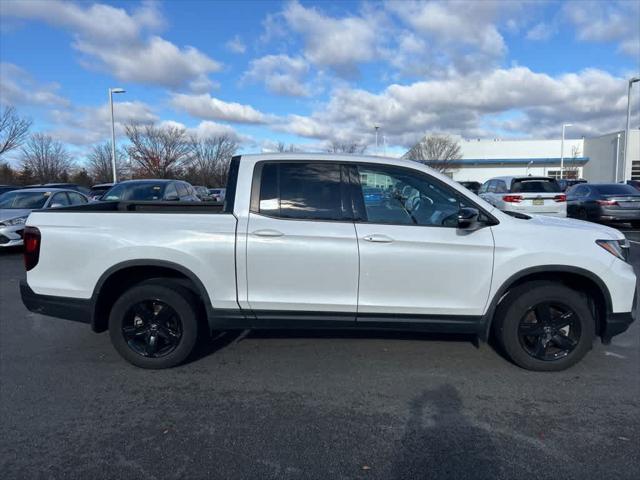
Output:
[122, 299, 182, 358]
[493, 282, 595, 371]
[518, 302, 581, 361]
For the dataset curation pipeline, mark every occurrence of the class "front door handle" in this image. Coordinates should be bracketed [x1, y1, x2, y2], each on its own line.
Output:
[252, 229, 284, 237]
[363, 234, 394, 243]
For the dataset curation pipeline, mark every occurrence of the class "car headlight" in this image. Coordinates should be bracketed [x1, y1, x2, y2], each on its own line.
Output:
[1, 215, 28, 226]
[596, 239, 630, 263]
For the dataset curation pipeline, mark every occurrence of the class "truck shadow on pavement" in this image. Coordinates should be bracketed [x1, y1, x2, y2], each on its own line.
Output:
[391, 384, 500, 479]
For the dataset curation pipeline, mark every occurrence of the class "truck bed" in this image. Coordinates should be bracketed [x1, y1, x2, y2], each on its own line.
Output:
[39, 201, 225, 214]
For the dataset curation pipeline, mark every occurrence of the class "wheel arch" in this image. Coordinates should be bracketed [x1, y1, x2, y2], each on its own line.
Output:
[91, 260, 214, 333]
[481, 265, 612, 341]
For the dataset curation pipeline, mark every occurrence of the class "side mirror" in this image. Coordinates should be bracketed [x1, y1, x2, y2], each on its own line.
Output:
[49, 203, 64, 209]
[458, 207, 480, 229]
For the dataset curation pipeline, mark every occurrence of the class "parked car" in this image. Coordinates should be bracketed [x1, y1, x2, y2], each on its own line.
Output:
[208, 187, 226, 203]
[567, 183, 640, 227]
[89, 183, 114, 201]
[625, 180, 640, 191]
[22, 183, 91, 195]
[459, 181, 482, 195]
[478, 176, 566, 217]
[558, 178, 587, 192]
[0, 188, 88, 247]
[193, 185, 214, 202]
[21, 154, 635, 372]
[102, 180, 201, 202]
[0, 185, 21, 196]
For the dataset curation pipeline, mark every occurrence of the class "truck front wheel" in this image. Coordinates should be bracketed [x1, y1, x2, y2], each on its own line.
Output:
[108, 279, 200, 369]
[493, 282, 595, 371]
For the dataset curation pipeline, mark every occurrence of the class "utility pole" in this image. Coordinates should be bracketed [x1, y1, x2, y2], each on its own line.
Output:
[623, 77, 639, 181]
[109, 87, 126, 183]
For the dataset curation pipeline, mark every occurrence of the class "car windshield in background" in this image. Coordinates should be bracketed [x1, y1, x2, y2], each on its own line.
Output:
[594, 184, 639, 195]
[511, 179, 560, 193]
[103, 183, 167, 201]
[0, 191, 50, 209]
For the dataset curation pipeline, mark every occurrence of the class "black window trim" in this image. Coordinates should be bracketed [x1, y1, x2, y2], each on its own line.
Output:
[349, 162, 499, 229]
[249, 159, 499, 227]
[249, 159, 356, 223]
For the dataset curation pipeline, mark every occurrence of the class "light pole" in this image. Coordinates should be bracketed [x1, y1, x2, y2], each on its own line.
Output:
[615, 133, 621, 182]
[623, 77, 639, 181]
[374, 125, 380, 154]
[109, 87, 125, 183]
[560, 123, 572, 179]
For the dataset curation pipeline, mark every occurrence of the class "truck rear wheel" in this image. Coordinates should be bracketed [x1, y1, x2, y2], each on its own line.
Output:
[108, 279, 200, 369]
[493, 282, 595, 371]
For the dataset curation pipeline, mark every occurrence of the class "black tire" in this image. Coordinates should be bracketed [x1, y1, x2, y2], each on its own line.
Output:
[577, 208, 589, 221]
[108, 279, 200, 369]
[493, 282, 595, 371]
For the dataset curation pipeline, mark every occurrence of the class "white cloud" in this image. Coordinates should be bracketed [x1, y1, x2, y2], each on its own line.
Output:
[1, 0, 221, 90]
[226, 35, 246, 54]
[273, 67, 631, 147]
[280, 1, 381, 75]
[243, 54, 311, 96]
[170, 93, 271, 124]
[48, 100, 158, 145]
[386, 0, 512, 74]
[526, 22, 554, 41]
[564, 0, 640, 56]
[0, 63, 70, 107]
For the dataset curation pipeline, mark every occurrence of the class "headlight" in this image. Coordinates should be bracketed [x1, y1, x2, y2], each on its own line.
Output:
[596, 239, 630, 262]
[1, 215, 27, 226]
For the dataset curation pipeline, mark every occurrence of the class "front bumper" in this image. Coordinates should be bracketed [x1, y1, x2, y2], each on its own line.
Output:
[0, 225, 25, 247]
[603, 289, 637, 341]
[20, 280, 92, 324]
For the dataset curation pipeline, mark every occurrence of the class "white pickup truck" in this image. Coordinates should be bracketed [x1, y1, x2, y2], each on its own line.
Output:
[20, 153, 636, 371]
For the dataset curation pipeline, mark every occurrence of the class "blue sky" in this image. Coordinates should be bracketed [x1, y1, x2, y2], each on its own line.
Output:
[0, 0, 638, 161]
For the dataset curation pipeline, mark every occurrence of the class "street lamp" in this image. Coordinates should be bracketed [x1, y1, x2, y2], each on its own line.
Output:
[623, 77, 639, 181]
[560, 123, 573, 179]
[109, 87, 125, 183]
[374, 125, 380, 154]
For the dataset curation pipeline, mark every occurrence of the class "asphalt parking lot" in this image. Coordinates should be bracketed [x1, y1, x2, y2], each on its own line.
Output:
[1, 234, 639, 480]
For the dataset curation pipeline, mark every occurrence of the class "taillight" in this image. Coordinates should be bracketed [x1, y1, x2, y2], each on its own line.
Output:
[23, 226, 41, 271]
[502, 195, 523, 203]
[597, 199, 618, 206]
[554, 194, 566, 202]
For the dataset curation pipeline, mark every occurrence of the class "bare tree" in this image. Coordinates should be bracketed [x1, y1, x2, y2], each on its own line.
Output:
[327, 140, 366, 154]
[125, 124, 192, 178]
[276, 141, 298, 152]
[0, 106, 32, 158]
[188, 134, 238, 186]
[20, 133, 73, 183]
[563, 145, 582, 179]
[86, 142, 127, 183]
[404, 134, 462, 174]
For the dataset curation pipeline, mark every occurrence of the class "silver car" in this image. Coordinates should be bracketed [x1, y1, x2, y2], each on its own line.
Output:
[0, 188, 89, 247]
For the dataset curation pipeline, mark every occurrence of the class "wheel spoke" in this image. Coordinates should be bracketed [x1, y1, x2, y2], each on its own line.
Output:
[533, 336, 547, 358]
[146, 333, 159, 356]
[154, 305, 174, 324]
[534, 303, 552, 324]
[551, 311, 574, 330]
[123, 325, 148, 339]
[157, 326, 180, 342]
[551, 333, 577, 351]
[519, 322, 545, 336]
[133, 302, 155, 322]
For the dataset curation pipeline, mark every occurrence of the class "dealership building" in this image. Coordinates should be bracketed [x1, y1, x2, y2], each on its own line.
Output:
[420, 129, 639, 184]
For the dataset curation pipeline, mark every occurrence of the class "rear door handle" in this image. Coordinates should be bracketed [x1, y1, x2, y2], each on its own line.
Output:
[363, 234, 394, 243]
[252, 229, 284, 237]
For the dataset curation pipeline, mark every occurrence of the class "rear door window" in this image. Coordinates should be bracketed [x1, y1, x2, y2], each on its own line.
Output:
[511, 179, 560, 193]
[67, 192, 87, 205]
[176, 182, 189, 198]
[256, 162, 348, 221]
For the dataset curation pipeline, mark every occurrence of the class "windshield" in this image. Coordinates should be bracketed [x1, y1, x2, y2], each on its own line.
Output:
[103, 183, 167, 201]
[594, 184, 639, 195]
[511, 179, 560, 193]
[0, 191, 50, 209]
